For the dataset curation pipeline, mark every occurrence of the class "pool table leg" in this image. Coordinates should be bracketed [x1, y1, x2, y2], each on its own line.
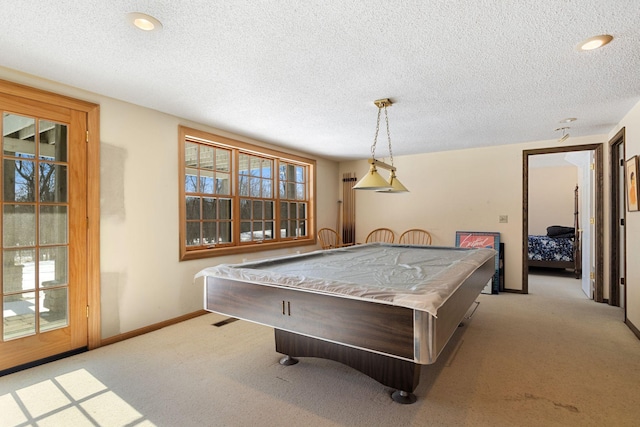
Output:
[391, 390, 417, 404]
[279, 355, 298, 365]
[274, 329, 420, 404]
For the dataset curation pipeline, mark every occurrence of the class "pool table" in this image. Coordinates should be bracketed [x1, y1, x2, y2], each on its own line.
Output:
[196, 243, 495, 403]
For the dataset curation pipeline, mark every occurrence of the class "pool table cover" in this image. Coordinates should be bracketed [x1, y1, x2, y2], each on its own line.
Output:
[196, 243, 495, 317]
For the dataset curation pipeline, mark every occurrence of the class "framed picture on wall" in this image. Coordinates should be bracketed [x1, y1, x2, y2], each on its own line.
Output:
[455, 231, 500, 294]
[626, 156, 639, 212]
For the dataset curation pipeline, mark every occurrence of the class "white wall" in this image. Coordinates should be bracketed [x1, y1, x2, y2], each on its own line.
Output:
[0, 67, 339, 339]
[609, 99, 640, 330]
[529, 165, 578, 235]
[340, 134, 606, 293]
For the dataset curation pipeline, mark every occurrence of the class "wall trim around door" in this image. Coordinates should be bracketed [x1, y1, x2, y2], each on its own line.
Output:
[608, 127, 626, 312]
[522, 143, 604, 298]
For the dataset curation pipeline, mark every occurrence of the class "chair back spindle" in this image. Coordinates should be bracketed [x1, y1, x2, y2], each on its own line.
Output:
[399, 229, 432, 245]
[318, 228, 353, 249]
[365, 228, 395, 243]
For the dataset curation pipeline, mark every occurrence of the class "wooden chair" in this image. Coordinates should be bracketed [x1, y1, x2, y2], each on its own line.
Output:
[318, 228, 352, 249]
[365, 228, 395, 243]
[399, 229, 432, 245]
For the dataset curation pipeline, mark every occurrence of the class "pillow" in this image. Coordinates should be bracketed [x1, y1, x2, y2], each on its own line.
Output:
[547, 225, 574, 237]
[553, 233, 575, 239]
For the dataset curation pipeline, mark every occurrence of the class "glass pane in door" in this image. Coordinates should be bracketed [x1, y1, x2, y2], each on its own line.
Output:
[3, 248, 36, 293]
[3, 159, 36, 202]
[3, 204, 35, 247]
[3, 114, 36, 157]
[40, 288, 68, 332]
[39, 163, 68, 203]
[3, 292, 36, 340]
[38, 119, 67, 162]
[40, 246, 67, 287]
[2, 114, 70, 341]
[40, 206, 67, 245]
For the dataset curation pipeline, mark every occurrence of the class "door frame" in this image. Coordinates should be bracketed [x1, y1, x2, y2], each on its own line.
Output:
[0, 78, 101, 351]
[522, 143, 604, 299]
[609, 128, 626, 314]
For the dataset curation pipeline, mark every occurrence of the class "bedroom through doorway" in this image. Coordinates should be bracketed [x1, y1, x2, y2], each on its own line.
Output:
[522, 144, 603, 300]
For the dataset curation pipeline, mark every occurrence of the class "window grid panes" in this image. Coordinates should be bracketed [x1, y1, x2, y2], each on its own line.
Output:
[181, 129, 313, 257]
[279, 161, 308, 238]
[239, 153, 275, 242]
[2, 113, 70, 340]
[184, 143, 233, 248]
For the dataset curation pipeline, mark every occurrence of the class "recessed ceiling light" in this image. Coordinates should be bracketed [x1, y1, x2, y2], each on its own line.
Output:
[577, 35, 613, 51]
[559, 118, 577, 123]
[127, 12, 162, 31]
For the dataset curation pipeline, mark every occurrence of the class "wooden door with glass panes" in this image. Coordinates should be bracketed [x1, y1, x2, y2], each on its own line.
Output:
[0, 94, 87, 371]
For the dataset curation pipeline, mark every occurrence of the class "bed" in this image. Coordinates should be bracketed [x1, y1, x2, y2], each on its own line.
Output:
[196, 243, 495, 403]
[528, 185, 582, 278]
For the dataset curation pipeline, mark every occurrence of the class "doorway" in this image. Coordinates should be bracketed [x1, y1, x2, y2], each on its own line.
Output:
[0, 79, 100, 373]
[522, 144, 604, 298]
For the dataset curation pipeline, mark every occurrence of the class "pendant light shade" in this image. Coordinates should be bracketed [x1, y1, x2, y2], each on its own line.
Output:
[353, 98, 408, 193]
[376, 170, 408, 193]
[353, 163, 393, 190]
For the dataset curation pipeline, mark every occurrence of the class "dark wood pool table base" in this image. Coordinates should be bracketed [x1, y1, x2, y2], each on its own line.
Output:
[275, 328, 421, 403]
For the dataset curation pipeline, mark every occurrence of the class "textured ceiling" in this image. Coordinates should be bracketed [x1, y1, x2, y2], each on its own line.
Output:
[1, 1, 639, 161]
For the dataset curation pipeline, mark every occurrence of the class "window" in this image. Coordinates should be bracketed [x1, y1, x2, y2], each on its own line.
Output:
[179, 126, 315, 260]
[279, 162, 308, 238]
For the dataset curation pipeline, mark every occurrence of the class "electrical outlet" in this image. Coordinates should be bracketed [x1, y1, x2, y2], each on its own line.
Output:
[499, 215, 508, 223]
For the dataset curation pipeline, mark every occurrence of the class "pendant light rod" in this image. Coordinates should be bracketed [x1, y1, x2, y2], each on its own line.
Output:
[368, 158, 396, 172]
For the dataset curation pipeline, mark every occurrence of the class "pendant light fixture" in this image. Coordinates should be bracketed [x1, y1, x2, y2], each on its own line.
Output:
[556, 126, 570, 143]
[353, 98, 409, 193]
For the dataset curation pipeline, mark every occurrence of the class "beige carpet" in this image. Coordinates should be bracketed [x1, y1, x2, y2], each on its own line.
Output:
[1, 271, 640, 426]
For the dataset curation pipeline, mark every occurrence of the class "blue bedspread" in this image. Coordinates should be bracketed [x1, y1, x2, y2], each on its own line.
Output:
[528, 235, 574, 262]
